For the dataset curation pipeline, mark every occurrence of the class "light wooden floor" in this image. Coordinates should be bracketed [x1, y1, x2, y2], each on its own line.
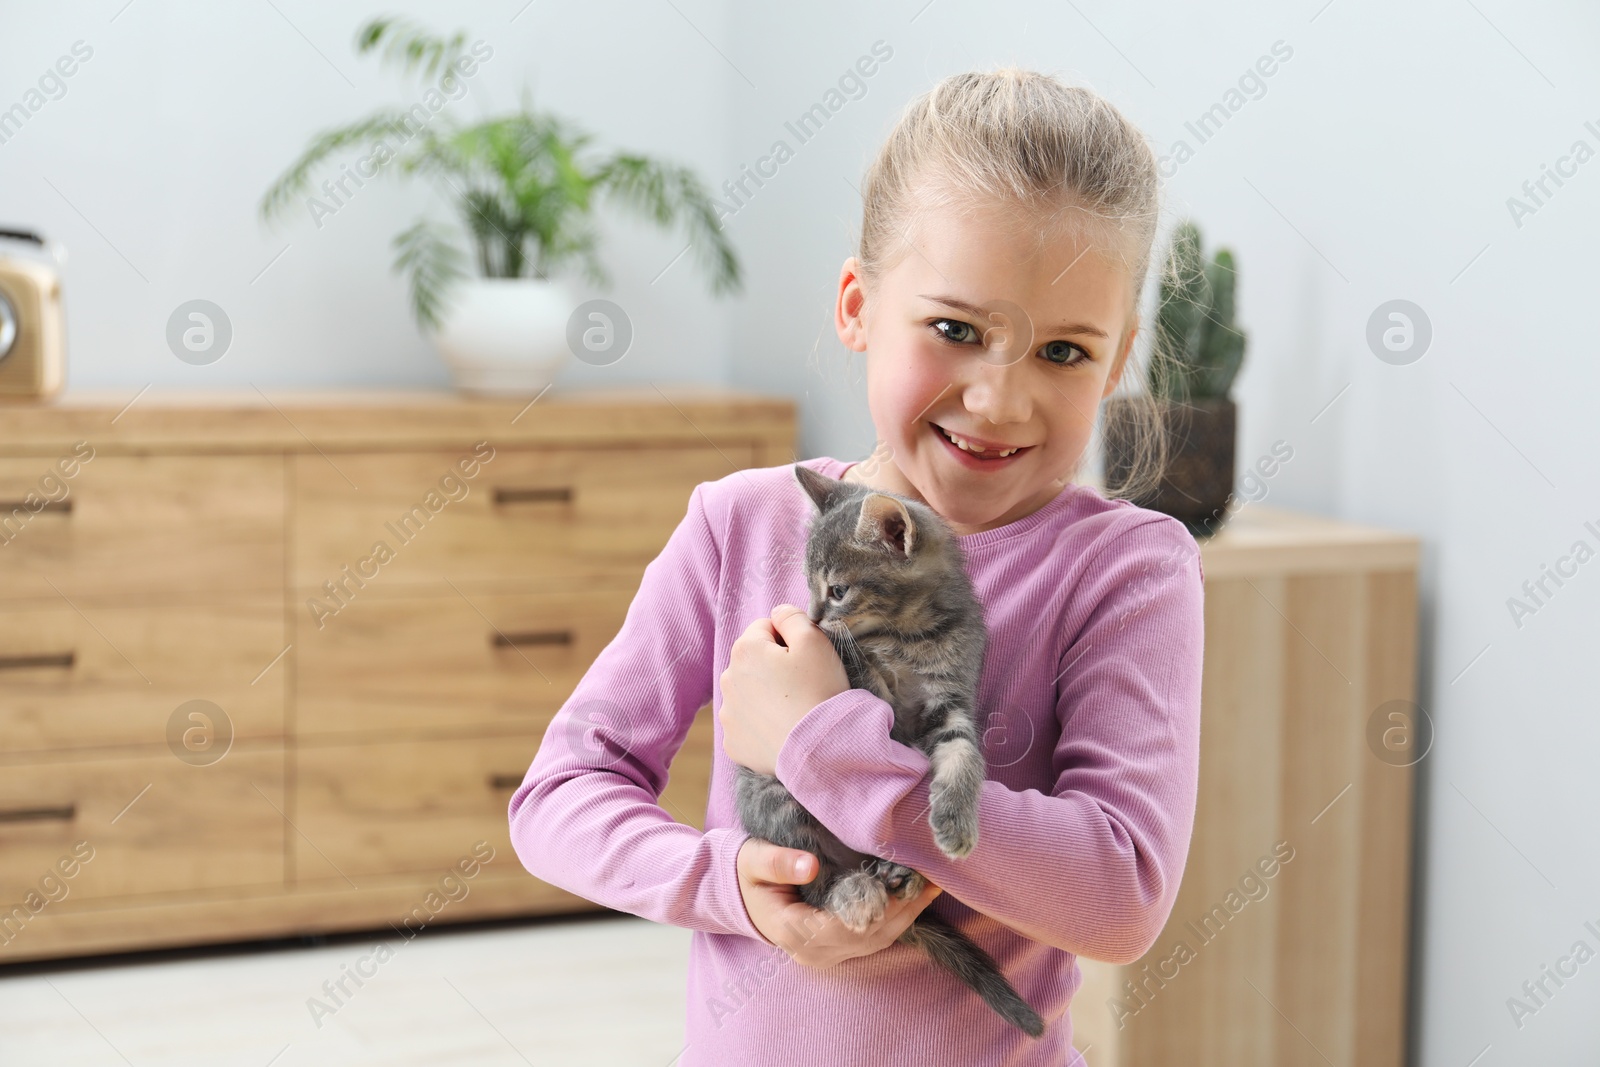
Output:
[0, 914, 691, 1065]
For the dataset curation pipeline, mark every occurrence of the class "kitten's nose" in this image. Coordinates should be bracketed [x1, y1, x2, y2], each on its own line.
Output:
[807, 601, 825, 624]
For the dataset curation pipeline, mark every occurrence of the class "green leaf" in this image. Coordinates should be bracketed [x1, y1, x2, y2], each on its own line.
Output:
[258, 110, 420, 225]
[392, 218, 467, 332]
[354, 17, 468, 82]
[593, 154, 742, 296]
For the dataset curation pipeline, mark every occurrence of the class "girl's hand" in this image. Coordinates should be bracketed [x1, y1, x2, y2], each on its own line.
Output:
[719, 604, 850, 776]
[735, 837, 942, 968]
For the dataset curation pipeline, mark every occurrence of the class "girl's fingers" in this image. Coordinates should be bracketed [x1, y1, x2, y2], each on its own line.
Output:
[787, 850, 817, 883]
[809, 883, 939, 959]
[752, 852, 942, 965]
[735, 616, 779, 646]
[741, 838, 818, 886]
[880, 882, 942, 942]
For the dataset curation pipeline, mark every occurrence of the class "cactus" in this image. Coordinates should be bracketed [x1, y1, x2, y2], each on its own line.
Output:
[1150, 220, 1246, 401]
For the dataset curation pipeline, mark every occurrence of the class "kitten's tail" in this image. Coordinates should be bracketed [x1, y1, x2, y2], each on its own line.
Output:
[899, 910, 1045, 1038]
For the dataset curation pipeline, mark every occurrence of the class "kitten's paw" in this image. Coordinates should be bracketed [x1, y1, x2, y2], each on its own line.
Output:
[828, 870, 888, 932]
[867, 859, 925, 900]
[930, 801, 979, 859]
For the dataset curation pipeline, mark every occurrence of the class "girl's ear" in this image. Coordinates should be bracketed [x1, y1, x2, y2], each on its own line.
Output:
[794, 464, 844, 512]
[854, 493, 916, 559]
[1104, 318, 1138, 398]
[835, 257, 870, 353]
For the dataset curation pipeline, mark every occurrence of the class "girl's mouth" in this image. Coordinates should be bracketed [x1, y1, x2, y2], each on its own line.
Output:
[930, 422, 1032, 467]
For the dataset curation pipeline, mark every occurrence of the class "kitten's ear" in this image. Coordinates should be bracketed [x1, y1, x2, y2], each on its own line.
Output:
[793, 464, 844, 512]
[855, 493, 917, 559]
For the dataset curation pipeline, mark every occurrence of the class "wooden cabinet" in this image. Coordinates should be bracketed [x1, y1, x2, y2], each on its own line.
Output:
[0, 454, 283, 601]
[294, 586, 635, 737]
[1069, 505, 1420, 1067]
[292, 446, 756, 587]
[292, 734, 546, 885]
[0, 747, 287, 902]
[0, 387, 795, 962]
[0, 598, 284, 751]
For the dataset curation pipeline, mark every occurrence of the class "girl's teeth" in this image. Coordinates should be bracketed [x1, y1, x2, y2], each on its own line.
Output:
[940, 426, 1018, 457]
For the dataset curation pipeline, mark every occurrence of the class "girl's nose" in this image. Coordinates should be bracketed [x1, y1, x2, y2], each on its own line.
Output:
[959, 362, 1033, 428]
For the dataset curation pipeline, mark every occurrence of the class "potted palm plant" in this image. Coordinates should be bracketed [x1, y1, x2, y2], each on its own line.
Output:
[259, 17, 740, 395]
[1102, 219, 1246, 534]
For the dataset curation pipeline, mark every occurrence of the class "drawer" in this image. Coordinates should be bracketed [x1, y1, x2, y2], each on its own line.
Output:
[292, 713, 714, 883]
[0, 746, 285, 904]
[295, 587, 633, 737]
[291, 445, 749, 588]
[0, 599, 285, 753]
[0, 454, 284, 601]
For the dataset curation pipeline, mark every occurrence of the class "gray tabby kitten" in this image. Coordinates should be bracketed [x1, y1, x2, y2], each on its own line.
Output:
[733, 464, 1044, 1038]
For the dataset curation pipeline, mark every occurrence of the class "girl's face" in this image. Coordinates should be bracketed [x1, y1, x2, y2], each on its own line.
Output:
[834, 197, 1139, 536]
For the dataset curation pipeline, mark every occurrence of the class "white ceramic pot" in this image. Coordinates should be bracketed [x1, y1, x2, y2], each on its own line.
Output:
[429, 277, 571, 397]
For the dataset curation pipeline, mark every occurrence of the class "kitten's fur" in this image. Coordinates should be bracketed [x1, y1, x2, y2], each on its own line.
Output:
[733, 465, 1044, 1038]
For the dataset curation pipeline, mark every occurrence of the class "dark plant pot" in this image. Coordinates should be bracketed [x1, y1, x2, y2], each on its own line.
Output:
[1102, 395, 1237, 536]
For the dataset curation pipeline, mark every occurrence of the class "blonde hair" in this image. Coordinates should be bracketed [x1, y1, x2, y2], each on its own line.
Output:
[854, 67, 1177, 502]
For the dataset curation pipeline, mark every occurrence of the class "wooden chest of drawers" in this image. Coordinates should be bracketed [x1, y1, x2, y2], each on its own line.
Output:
[0, 387, 795, 962]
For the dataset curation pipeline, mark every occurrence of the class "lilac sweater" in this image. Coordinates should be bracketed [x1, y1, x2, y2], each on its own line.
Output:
[508, 455, 1205, 1065]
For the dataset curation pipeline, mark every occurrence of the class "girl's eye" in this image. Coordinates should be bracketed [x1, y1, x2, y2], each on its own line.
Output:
[929, 319, 1089, 367]
[828, 583, 848, 601]
[1041, 339, 1089, 366]
[929, 318, 979, 345]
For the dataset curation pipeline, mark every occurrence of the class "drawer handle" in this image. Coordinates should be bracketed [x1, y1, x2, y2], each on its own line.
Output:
[0, 499, 71, 515]
[492, 630, 573, 649]
[486, 773, 524, 791]
[493, 486, 573, 506]
[0, 803, 76, 824]
[0, 651, 75, 671]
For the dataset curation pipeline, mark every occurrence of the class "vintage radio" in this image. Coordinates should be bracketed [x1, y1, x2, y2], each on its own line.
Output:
[0, 229, 66, 400]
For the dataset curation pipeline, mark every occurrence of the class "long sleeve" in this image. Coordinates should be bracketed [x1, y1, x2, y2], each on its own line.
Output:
[506, 482, 765, 942]
[772, 515, 1205, 965]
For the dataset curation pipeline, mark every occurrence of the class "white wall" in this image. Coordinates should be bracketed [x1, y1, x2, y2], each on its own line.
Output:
[0, 0, 734, 389]
[4, 0, 1598, 1062]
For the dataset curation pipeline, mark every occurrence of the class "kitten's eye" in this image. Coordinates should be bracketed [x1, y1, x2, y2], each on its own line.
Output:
[827, 583, 849, 601]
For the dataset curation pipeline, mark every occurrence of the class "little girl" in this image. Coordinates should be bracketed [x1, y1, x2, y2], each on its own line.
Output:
[509, 68, 1205, 1065]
